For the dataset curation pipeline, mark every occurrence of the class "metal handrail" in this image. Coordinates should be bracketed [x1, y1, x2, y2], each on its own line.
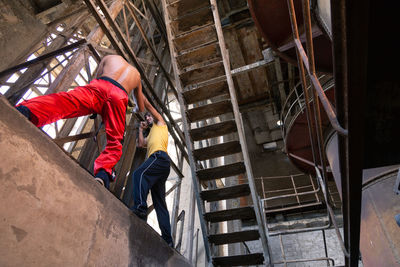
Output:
[280, 76, 334, 140]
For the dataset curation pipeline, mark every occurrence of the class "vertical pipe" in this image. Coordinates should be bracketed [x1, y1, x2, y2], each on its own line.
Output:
[322, 230, 330, 266]
[194, 228, 200, 266]
[186, 184, 196, 262]
[171, 179, 182, 241]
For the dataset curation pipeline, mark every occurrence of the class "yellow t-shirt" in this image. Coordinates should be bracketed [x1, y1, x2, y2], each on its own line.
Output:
[146, 124, 168, 157]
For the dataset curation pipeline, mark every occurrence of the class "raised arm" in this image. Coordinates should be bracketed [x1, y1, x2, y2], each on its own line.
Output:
[95, 57, 106, 78]
[144, 96, 165, 126]
[134, 79, 145, 112]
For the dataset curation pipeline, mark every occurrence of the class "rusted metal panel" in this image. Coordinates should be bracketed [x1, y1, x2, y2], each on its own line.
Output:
[326, 132, 400, 266]
[360, 172, 400, 266]
[248, 0, 332, 73]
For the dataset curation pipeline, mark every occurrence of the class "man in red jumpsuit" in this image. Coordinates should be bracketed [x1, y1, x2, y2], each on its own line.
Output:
[16, 55, 145, 189]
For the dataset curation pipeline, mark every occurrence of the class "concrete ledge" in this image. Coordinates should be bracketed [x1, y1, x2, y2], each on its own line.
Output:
[0, 97, 191, 267]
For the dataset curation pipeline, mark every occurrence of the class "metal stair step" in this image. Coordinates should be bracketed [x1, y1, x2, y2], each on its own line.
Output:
[213, 253, 264, 266]
[267, 214, 342, 233]
[201, 184, 250, 202]
[187, 99, 232, 123]
[190, 119, 236, 141]
[208, 230, 260, 245]
[170, 8, 213, 36]
[179, 61, 225, 87]
[183, 80, 228, 105]
[265, 202, 325, 216]
[177, 42, 221, 69]
[173, 24, 217, 52]
[196, 162, 245, 181]
[204, 206, 256, 222]
[193, 140, 242, 161]
[173, 22, 214, 40]
[167, 0, 209, 20]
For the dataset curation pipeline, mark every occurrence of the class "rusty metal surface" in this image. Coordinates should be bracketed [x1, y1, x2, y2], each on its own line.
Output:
[326, 133, 400, 266]
[248, 0, 332, 72]
[360, 171, 400, 266]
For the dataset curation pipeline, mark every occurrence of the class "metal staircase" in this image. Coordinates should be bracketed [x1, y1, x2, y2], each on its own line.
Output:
[161, 0, 270, 265]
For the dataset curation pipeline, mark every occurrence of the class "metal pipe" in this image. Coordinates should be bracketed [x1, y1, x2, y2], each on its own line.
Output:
[294, 39, 347, 136]
[194, 228, 199, 266]
[286, 0, 319, 169]
[186, 184, 196, 263]
[171, 179, 182, 241]
[322, 230, 330, 266]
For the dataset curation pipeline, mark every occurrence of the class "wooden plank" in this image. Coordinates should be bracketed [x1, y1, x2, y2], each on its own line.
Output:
[204, 206, 255, 222]
[167, 0, 210, 19]
[208, 230, 259, 245]
[173, 24, 217, 52]
[224, 28, 252, 102]
[170, 8, 213, 36]
[180, 61, 225, 87]
[190, 119, 236, 141]
[54, 131, 98, 145]
[213, 253, 264, 266]
[237, 27, 269, 98]
[193, 141, 241, 161]
[186, 99, 232, 122]
[177, 42, 221, 69]
[200, 184, 250, 202]
[183, 80, 228, 105]
[196, 162, 245, 181]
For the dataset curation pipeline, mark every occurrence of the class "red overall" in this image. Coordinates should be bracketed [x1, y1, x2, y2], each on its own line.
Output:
[17, 77, 128, 178]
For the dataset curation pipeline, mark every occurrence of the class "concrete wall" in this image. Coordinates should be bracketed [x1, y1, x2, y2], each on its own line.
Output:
[0, 97, 191, 267]
[0, 0, 47, 70]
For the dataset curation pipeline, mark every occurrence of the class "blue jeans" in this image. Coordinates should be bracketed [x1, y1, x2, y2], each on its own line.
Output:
[132, 151, 172, 244]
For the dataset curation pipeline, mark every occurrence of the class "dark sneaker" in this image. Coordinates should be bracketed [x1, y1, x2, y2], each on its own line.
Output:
[94, 169, 110, 189]
[132, 209, 147, 221]
[395, 214, 400, 227]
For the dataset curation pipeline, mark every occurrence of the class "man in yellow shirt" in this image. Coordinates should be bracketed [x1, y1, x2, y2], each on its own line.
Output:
[132, 96, 173, 247]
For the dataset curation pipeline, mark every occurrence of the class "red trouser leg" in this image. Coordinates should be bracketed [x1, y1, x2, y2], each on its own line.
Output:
[93, 82, 128, 178]
[17, 85, 99, 127]
[18, 79, 128, 178]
